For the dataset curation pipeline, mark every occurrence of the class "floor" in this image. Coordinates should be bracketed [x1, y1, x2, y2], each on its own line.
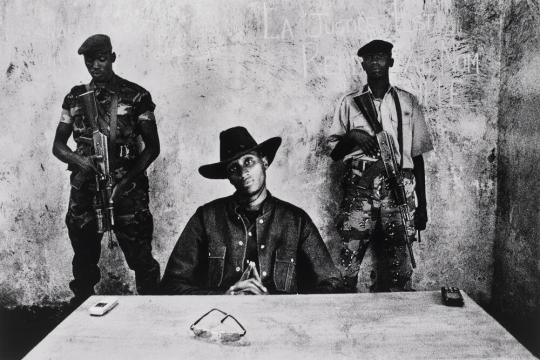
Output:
[0, 304, 72, 360]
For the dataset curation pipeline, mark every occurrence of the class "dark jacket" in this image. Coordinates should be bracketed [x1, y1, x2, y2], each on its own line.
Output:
[160, 194, 344, 294]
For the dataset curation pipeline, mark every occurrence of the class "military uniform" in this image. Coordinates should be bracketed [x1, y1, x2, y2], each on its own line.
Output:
[329, 85, 433, 291]
[60, 74, 160, 297]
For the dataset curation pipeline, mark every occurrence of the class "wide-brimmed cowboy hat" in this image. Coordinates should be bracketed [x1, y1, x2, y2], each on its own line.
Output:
[198, 126, 282, 179]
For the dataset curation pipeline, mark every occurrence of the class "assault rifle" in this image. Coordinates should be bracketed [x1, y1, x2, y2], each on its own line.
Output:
[352, 89, 417, 269]
[376, 131, 416, 268]
[78, 90, 116, 247]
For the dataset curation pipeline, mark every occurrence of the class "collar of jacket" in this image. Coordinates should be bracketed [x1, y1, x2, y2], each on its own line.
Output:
[226, 191, 276, 220]
[362, 83, 393, 100]
[90, 73, 122, 93]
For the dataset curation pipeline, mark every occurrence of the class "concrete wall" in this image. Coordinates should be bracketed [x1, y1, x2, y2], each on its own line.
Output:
[493, 0, 540, 353]
[0, 0, 500, 306]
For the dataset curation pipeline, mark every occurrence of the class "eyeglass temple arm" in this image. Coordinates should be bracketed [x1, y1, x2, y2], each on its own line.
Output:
[190, 308, 228, 329]
[220, 314, 246, 336]
[190, 308, 247, 336]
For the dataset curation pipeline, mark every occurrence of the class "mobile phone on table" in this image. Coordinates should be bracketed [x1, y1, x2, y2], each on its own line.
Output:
[441, 287, 464, 307]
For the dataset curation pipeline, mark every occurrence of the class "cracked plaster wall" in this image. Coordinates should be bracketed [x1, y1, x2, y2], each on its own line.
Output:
[0, 0, 500, 306]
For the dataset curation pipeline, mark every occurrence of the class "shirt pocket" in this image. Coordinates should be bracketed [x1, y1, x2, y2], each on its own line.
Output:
[273, 248, 297, 293]
[208, 245, 226, 288]
[393, 102, 412, 126]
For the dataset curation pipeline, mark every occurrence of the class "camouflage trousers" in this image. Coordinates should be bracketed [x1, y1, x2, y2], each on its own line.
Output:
[338, 164, 417, 292]
[65, 175, 160, 298]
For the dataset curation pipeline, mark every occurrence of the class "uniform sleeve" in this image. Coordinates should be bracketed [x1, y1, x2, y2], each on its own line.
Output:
[59, 109, 73, 124]
[411, 95, 434, 157]
[160, 208, 222, 295]
[60, 91, 76, 124]
[61, 91, 75, 111]
[134, 90, 156, 122]
[297, 211, 347, 294]
[328, 95, 351, 148]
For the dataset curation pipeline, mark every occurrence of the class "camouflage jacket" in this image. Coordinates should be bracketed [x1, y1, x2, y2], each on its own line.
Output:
[61, 74, 156, 181]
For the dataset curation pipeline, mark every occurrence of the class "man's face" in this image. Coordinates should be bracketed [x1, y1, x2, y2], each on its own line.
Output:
[84, 52, 115, 82]
[361, 52, 393, 79]
[226, 152, 268, 196]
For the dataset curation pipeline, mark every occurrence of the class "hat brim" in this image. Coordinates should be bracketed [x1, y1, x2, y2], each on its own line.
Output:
[198, 137, 282, 179]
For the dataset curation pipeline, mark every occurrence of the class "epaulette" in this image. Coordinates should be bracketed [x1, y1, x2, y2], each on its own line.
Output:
[116, 76, 148, 94]
[338, 88, 363, 106]
[69, 84, 88, 96]
[392, 86, 415, 98]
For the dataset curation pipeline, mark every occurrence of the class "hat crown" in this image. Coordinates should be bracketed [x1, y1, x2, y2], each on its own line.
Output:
[219, 127, 258, 162]
[199, 126, 282, 179]
[78, 34, 112, 55]
[357, 39, 393, 57]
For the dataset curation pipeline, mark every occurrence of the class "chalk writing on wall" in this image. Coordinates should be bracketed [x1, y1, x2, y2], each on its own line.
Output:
[260, 2, 481, 109]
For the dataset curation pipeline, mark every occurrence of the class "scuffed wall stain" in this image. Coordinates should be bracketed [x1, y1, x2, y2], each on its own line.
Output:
[493, 0, 540, 331]
[0, 0, 499, 306]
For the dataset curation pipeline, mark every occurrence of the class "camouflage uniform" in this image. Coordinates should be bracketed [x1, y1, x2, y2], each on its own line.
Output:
[338, 165, 417, 291]
[61, 74, 160, 297]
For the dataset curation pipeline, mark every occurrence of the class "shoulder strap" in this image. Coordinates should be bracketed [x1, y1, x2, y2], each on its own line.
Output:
[84, 83, 111, 133]
[389, 87, 404, 169]
[109, 94, 118, 146]
[352, 91, 383, 134]
[82, 83, 100, 131]
[109, 94, 119, 170]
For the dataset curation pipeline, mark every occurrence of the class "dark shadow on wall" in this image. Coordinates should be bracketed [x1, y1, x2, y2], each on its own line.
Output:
[492, 1, 540, 357]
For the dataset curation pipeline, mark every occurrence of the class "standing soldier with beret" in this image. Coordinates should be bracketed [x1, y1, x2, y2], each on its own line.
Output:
[328, 40, 434, 292]
[53, 34, 161, 304]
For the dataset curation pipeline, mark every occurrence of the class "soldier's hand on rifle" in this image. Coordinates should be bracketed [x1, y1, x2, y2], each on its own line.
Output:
[74, 155, 97, 174]
[349, 129, 378, 157]
[414, 206, 428, 231]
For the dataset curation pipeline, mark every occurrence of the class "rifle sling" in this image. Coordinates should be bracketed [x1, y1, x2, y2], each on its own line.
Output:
[390, 87, 404, 170]
[85, 84, 119, 171]
[353, 90, 382, 134]
[108, 94, 118, 171]
[84, 84, 100, 132]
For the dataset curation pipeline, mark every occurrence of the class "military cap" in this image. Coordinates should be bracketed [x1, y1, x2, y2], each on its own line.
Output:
[78, 34, 112, 55]
[357, 39, 393, 57]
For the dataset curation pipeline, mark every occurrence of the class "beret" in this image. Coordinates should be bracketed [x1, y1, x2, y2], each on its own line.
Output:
[357, 40, 393, 57]
[78, 34, 112, 55]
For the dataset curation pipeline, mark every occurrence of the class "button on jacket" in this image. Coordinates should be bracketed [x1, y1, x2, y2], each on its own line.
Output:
[160, 194, 344, 294]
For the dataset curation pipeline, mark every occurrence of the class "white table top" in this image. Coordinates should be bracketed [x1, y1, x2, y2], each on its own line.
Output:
[23, 291, 535, 359]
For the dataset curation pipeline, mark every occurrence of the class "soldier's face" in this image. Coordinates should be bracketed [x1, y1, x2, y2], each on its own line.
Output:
[226, 152, 268, 196]
[361, 52, 393, 79]
[84, 52, 115, 82]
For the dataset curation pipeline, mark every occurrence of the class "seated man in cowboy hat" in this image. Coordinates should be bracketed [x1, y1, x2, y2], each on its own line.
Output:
[160, 126, 344, 294]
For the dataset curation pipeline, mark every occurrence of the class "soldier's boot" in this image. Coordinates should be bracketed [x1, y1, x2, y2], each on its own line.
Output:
[66, 210, 102, 304]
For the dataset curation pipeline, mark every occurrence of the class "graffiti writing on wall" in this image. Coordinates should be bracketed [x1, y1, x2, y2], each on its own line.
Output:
[260, 2, 481, 109]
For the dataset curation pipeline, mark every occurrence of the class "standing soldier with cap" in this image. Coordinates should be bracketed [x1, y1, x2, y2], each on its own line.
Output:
[53, 34, 161, 304]
[328, 40, 434, 292]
